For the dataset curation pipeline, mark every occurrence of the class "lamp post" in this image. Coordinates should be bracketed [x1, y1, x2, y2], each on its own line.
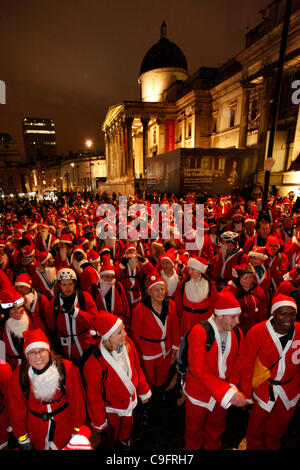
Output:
[86, 139, 93, 191]
[71, 162, 75, 190]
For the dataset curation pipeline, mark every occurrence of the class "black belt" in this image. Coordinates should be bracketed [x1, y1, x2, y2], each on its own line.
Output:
[30, 401, 69, 442]
[140, 336, 168, 343]
[183, 305, 209, 314]
[268, 377, 293, 402]
[61, 328, 89, 342]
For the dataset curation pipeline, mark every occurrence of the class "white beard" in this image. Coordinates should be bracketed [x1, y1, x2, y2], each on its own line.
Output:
[185, 277, 209, 303]
[25, 291, 35, 310]
[40, 230, 49, 242]
[43, 267, 57, 285]
[161, 270, 178, 297]
[0, 253, 8, 270]
[6, 313, 30, 338]
[69, 224, 77, 235]
[209, 234, 217, 245]
[29, 363, 60, 402]
[99, 279, 115, 297]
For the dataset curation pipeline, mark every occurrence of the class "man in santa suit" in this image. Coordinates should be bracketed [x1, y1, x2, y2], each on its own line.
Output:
[46, 268, 99, 364]
[174, 256, 217, 337]
[83, 313, 151, 450]
[55, 233, 73, 270]
[31, 251, 57, 300]
[89, 257, 131, 331]
[183, 291, 249, 450]
[265, 236, 289, 292]
[243, 219, 272, 254]
[284, 224, 300, 270]
[7, 328, 86, 450]
[14, 273, 49, 333]
[275, 214, 295, 244]
[239, 295, 300, 450]
[130, 274, 180, 392]
[237, 217, 256, 250]
[79, 249, 101, 292]
[211, 231, 248, 289]
[156, 249, 183, 303]
[0, 287, 36, 370]
[35, 223, 54, 252]
[115, 244, 156, 311]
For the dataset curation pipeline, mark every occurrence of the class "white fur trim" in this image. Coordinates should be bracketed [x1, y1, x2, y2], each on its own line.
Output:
[25, 341, 50, 355]
[1, 296, 24, 309]
[214, 306, 241, 316]
[271, 300, 297, 314]
[187, 257, 208, 273]
[248, 251, 268, 260]
[101, 317, 122, 341]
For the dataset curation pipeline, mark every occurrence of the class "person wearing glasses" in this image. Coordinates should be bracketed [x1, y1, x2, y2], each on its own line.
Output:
[7, 328, 86, 450]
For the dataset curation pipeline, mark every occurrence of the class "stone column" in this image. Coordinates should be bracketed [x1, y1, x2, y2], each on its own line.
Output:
[104, 134, 110, 182]
[125, 117, 134, 179]
[238, 82, 251, 149]
[256, 68, 274, 170]
[141, 117, 149, 176]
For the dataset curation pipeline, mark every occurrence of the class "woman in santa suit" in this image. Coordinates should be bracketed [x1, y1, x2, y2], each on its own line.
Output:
[0, 288, 37, 370]
[174, 256, 218, 338]
[239, 295, 300, 450]
[83, 313, 151, 450]
[156, 249, 184, 303]
[46, 268, 99, 365]
[130, 274, 180, 392]
[7, 328, 86, 450]
[222, 264, 268, 336]
[0, 359, 12, 450]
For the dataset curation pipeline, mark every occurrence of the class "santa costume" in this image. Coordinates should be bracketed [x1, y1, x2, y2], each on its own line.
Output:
[184, 291, 245, 450]
[83, 313, 151, 449]
[8, 329, 86, 450]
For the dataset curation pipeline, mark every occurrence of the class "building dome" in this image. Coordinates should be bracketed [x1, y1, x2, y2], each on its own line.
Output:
[140, 22, 188, 75]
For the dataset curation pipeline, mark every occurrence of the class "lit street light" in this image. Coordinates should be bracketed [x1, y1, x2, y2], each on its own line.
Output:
[86, 139, 93, 191]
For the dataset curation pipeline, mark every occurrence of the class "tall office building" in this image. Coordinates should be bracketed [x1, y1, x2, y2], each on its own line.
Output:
[22, 117, 57, 163]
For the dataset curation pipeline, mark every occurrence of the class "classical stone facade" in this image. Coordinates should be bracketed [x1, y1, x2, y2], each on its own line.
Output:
[103, 1, 300, 197]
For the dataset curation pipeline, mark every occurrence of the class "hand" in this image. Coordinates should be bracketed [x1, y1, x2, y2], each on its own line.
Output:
[229, 391, 249, 407]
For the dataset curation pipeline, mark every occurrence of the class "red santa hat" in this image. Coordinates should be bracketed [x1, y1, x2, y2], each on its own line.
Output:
[72, 245, 87, 256]
[22, 245, 35, 258]
[59, 233, 73, 244]
[271, 294, 297, 315]
[244, 216, 256, 224]
[37, 251, 51, 265]
[147, 274, 165, 290]
[187, 256, 208, 274]
[248, 246, 268, 261]
[87, 249, 100, 264]
[0, 287, 25, 309]
[94, 312, 123, 341]
[23, 328, 51, 355]
[160, 249, 176, 267]
[15, 273, 32, 289]
[213, 291, 241, 316]
[63, 426, 93, 451]
[124, 243, 136, 255]
[100, 256, 115, 276]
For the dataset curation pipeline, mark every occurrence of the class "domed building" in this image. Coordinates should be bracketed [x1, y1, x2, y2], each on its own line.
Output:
[102, 5, 300, 198]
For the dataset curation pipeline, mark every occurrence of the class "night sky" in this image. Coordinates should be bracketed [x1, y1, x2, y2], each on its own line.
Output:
[0, 0, 270, 157]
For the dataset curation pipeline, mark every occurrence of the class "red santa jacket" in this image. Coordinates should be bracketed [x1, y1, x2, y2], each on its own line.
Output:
[89, 281, 131, 330]
[83, 336, 151, 431]
[115, 258, 156, 307]
[0, 360, 12, 448]
[79, 263, 100, 292]
[46, 290, 99, 362]
[130, 296, 180, 362]
[184, 318, 244, 411]
[266, 252, 289, 290]
[284, 236, 300, 270]
[239, 319, 300, 412]
[31, 269, 58, 300]
[222, 282, 268, 335]
[211, 248, 248, 286]
[8, 358, 86, 450]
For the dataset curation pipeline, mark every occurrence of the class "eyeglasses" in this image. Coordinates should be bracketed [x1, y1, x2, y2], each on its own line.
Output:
[27, 349, 49, 357]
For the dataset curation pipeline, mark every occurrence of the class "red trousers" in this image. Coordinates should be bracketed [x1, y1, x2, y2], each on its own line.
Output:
[246, 398, 296, 450]
[105, 413, 133, 449]
[184, 397, 227, 450]
[142, 353, 172, 389]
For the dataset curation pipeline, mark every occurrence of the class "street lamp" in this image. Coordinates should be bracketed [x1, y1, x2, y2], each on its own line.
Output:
[86, 139, 93, 191]
[71, 162, 75, 190]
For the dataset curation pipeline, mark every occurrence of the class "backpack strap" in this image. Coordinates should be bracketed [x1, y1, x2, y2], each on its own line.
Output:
[199, 320, 215, 352]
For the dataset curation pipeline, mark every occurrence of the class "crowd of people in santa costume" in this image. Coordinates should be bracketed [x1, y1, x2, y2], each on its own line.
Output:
[0, 186, 299, 451]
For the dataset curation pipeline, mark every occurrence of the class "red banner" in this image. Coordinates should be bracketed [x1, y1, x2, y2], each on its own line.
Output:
[165, 120, 176, 152]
